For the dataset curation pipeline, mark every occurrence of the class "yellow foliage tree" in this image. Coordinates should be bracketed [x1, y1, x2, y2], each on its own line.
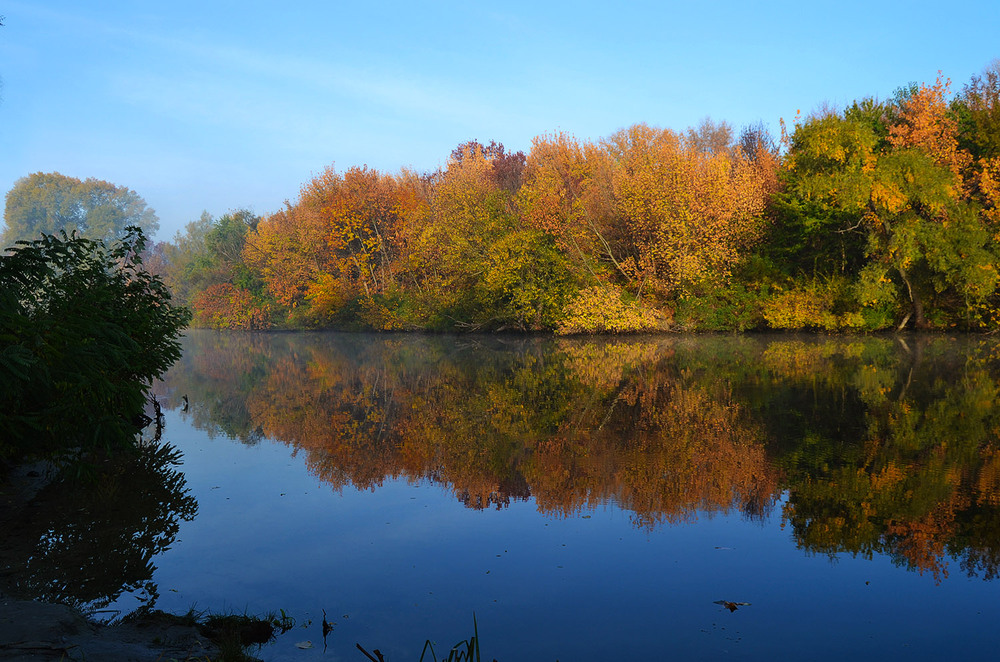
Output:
[606, 122, 773, 296]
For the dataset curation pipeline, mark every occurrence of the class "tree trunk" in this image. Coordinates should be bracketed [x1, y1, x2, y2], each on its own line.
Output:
[898, 267, 927, 329]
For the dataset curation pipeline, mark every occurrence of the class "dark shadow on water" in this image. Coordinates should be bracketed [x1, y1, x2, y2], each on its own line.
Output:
[0, 441, 198, 620]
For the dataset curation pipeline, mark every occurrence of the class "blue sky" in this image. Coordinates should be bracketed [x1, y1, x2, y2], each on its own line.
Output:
[2, 1, 998, 241]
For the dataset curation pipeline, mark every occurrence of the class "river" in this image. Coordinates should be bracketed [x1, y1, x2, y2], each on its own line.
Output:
[11, 331, 1000, 660]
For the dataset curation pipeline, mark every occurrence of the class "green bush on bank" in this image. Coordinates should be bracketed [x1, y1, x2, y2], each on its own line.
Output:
[0, 227, 191, 465]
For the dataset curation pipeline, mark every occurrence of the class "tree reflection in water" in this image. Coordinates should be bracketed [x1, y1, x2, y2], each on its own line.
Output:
[161, 331, 1000, 582]
[0, 442, 198, 618]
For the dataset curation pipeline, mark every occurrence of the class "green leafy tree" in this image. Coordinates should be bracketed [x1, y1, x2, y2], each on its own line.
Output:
[157, 211, 214, 307]
[2, 172, 159, 247]
[0, 226, 190, 464]
[783, 91, 998, 328]
[206, 209, 258, 271]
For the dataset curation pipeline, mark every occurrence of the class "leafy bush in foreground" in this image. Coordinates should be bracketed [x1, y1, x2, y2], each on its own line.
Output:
[0, 226, 191, 464]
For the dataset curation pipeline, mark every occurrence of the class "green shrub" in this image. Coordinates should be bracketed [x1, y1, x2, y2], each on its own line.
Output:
[0, 227, 190, 463]
[673, 283, 770, 332]
[763, 275, 870, 331]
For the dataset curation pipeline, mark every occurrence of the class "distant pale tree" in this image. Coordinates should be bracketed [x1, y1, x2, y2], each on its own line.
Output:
[158, 211, 214, 307]
[2, 172, 159, 247]
[684, 117, 734, 156]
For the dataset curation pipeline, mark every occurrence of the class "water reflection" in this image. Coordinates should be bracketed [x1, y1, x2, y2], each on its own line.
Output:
[763, 338, 1000, 582]
[0, 442, 198, 617]
[160, 331, 1000, 582]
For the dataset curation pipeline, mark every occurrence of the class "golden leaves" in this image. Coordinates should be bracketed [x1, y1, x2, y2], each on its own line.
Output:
[889, 75, 971, 185]
[976, 156, 1000, 225]
[522, 122, 779, 299]
[556, 285, 659, 334]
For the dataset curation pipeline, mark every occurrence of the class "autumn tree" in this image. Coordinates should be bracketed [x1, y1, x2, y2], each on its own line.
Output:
[605, 122, 775, 297]
[410, 141, 578, 330]
[520, 132, 618, 283]
[781, 79, 999, 329]
[242, 165, 431, 328]
[242, 203, 329, 316]
[888, 76, 971, 183]
[301, 166, 408, 311]
[522, 121, 777, 310]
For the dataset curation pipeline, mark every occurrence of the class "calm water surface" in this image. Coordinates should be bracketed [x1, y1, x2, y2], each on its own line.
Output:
[13, 331, 1000, 660]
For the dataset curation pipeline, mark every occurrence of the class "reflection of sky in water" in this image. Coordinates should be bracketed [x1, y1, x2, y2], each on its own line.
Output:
[138, 410, 1000, 661]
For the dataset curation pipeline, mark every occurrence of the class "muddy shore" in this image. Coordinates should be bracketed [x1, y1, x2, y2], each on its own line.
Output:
[0, 597, 217, 661]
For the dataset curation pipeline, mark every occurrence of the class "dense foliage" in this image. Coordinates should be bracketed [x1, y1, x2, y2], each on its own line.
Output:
[0, 227, 191, 464]
[5, 65, 1000, 333]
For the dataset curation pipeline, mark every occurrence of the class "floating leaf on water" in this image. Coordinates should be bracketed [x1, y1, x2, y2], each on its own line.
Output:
[295, 640, 313, 649]
[713, 600, 751, 612]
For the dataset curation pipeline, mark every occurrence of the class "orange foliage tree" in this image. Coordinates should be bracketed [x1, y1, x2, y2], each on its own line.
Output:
[243, 204, 329, 312]
[521, 123, 778, 303]
[519, 132, 618, 282]
[889, 75, 972, 190]
[606, 122, 775, 296]
[192, 283, 271, 329]
[243, 166, 428, 327]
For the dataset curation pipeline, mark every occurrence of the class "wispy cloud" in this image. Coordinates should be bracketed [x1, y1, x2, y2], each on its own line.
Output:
[101, 21, 520, 140]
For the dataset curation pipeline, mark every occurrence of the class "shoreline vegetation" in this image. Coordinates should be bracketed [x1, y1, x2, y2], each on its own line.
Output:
[134, 67, 1000, 334]
[0, 228, 190, 468]
[1, 62, 1000, 660]
[0, 219, 208, 660]
[3, 66, 1000, 335]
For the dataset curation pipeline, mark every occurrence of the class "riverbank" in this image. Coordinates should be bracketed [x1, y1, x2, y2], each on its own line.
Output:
[0, 462, 217, 662]
[0, 598, 216, 661]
